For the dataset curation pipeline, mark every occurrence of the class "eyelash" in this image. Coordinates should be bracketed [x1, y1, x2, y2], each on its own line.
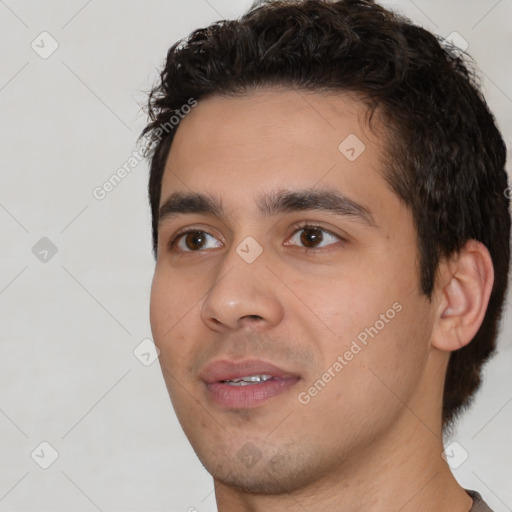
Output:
[167, 222, 345, 254]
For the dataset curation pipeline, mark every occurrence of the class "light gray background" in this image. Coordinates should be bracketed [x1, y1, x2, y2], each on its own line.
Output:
[1, 1, 511, 511]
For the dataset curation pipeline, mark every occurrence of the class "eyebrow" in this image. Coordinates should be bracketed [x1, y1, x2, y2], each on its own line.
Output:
[158, 188, 376, 228]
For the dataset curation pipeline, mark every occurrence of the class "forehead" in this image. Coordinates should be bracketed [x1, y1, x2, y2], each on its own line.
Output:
[165, 89, 377, 175]
[160, 88, 396, 223]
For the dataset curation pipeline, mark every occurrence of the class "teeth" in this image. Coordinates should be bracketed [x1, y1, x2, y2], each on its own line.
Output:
[223, 374, 274, 385]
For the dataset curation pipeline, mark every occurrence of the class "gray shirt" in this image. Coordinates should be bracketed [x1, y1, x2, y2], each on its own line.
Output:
[467, 490, 493, 512]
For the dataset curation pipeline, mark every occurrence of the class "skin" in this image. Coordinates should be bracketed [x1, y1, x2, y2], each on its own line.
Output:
[149, 88, 493, 512]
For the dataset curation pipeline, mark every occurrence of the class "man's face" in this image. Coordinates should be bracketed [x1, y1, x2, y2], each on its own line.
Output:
[150, 89, 438, 494]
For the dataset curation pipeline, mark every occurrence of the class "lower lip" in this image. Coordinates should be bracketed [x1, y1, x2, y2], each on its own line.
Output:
[205, 378, 299, 408]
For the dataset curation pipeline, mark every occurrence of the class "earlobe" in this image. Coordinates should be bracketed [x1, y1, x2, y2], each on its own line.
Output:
[431, 240, 494, 352]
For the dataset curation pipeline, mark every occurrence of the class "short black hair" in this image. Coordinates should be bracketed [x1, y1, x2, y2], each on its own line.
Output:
[141, 0, 510, 431]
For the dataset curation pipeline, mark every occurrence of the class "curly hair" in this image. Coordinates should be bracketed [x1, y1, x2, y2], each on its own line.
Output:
[141, 0, 510, 431]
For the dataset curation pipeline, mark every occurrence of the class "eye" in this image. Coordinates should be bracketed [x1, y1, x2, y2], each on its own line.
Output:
[286, 224, 343, 250]
[171, 230, 222, 252]
[168, 224, 344, 254]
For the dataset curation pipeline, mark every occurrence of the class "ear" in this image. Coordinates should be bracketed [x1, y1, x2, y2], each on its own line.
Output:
[431, 240, 494, 352]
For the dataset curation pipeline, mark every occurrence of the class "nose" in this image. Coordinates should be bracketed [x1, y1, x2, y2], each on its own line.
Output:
[200, 244, 284, 332]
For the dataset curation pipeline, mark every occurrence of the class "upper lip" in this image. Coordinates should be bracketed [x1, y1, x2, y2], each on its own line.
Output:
[200, 359, 300, 384]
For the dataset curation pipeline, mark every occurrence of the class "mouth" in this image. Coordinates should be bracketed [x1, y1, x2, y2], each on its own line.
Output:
[200, 359, 300, 409]
[221, 374, 276, 386]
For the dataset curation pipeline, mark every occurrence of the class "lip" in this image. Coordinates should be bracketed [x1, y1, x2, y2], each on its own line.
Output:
[200, 359, 300, 409]
[200, 359, 298, 383]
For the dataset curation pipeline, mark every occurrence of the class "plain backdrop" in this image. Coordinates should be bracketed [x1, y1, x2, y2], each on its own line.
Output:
[0, 0, 511, 511]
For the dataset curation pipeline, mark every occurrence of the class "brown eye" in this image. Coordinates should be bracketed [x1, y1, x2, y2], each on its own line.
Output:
[184, 232, 207, 250]
[287, 225, 342, 250]
[172, 231, 222, 252]
[300, 227, 324, 248]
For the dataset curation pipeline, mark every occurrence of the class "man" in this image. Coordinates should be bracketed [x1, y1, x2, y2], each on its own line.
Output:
[141, 0, 510, 510]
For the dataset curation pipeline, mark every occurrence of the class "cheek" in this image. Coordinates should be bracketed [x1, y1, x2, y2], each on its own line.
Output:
[350, 298, 432, 402]
[316, 281, 431, 398]
[302, 303, 431, 439]
[149, 271, 195, 362]
[150, 276, 196, 410]
[149, 274, 172, 343]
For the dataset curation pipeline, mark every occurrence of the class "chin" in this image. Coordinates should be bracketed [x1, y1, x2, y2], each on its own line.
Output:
[213, 466, 311, 495]
[200, 442, 326, 495]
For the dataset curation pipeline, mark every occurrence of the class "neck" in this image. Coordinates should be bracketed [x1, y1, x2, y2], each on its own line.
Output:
[214, 408, 473, 512]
